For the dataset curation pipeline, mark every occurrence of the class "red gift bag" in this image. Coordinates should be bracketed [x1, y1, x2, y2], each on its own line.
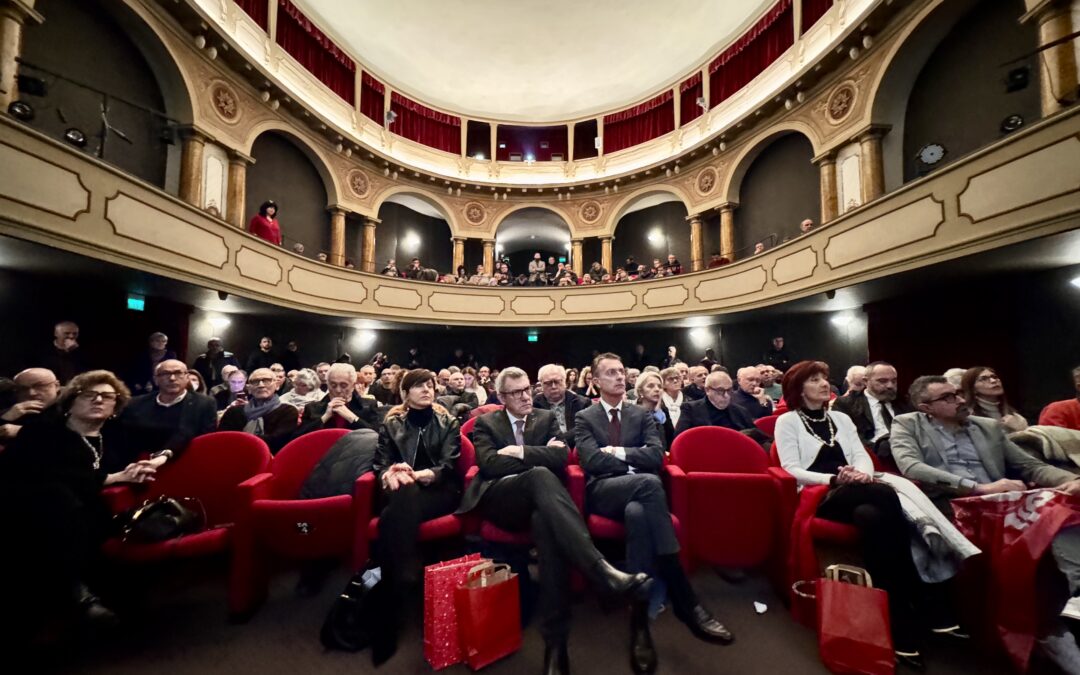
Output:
[454, 562, 522, 670]
[952, 489, 1080, 672]
[424, 553, 486, 670]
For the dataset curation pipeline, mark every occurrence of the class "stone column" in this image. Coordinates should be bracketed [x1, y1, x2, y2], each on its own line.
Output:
[600, 236, 613, 276]
[482, 239, 495, 275]
[718, 204, 736, 262]
[571, 239, 583, 277]
[858, 128, 887, 204]
[687, 213, 704, 271]
[178, 128, 207, 208]
[361, 217, 378, 272]
[700, 66, 710, 115]
[452, 236, 465, 273]
[1024, 1, 1079, 117]
[0, 0, 41, 111]
[329, 207, 346, 267]
[226, 150, 253, 229]
[814, 150, 838, 224]
[672, 85, 682, 129]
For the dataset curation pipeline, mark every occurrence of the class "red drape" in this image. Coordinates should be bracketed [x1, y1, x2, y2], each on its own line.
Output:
[360, 72, 385, 124]
[275, 0, 355, 104]
[603, 90, 675, 154]
[801, 0, 833, 33]
[495, 125, 568, 161]
[709, 0, 794, 107]
[235, 0, 268, 29]
[680, 72, 704, 125]
[390, 92, 461, 154]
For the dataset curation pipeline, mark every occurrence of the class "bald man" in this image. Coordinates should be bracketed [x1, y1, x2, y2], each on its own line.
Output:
[733, 367, 774, 420]
[41, 320, 86, 384]
[219, 368, 299, 453]
[674, 371, 756, 437]
[0, 368, 62, 442]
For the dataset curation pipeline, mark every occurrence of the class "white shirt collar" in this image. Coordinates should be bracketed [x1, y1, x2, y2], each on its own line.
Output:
[599, 398, 623, 416]
[505, 410, 526, 427]
[156, 390, 187, 408]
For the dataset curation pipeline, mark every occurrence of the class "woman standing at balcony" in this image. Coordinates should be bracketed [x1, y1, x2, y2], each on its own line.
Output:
[249, 200, 283, 246]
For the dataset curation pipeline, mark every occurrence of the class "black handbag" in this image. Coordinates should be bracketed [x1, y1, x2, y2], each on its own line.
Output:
[116, 496, 206, 543]
[320, 573, 372, 651]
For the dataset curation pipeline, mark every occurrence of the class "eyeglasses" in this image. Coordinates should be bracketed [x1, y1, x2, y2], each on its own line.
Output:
[500, 386, 532, 399]
[540, 380, 564, 387]
[248, 377, 275, 386]
[19, 380, 59, 391]
[927, 392, 962, 404]
[706, 387, 733, 396]
[156, 370, 187, 379]
[77, 390, 117, 402]
[976, 374, 1001, 383]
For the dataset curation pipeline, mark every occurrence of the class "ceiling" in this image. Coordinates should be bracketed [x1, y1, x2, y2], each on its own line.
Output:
[292, 0, 769, 122]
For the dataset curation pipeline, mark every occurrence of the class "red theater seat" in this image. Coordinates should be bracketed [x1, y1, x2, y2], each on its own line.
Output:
[754, 414, 779, 439]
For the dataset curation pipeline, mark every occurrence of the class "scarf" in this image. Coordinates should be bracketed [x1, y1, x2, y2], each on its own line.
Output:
[244, 394, 281, 422]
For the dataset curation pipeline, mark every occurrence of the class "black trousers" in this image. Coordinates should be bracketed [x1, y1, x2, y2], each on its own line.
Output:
[479, 467, 604, 642]
[587, 473, 681, 572]
[377, 480, 461, 589]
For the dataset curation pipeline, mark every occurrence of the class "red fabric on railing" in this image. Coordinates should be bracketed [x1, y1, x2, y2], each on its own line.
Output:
[390, 92, 461, 154]
[801, 0, 833, 33]
[680, 72, 704, 125]
[235, 0, 268, 29]
[602, 90, 675, 153]
[275, 0, 355, 104]
[709, 0, 793, 107]
[360, 72, 384, 124]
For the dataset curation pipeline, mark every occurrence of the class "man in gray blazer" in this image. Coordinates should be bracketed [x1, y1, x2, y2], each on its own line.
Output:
[576, 353, 732, 674]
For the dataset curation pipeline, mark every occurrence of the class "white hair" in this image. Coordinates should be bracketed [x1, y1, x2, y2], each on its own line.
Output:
[537, 363, 566, 382]
[293, 368, 320, 390]
[845, 365, 866, 384]
[328, 363, 357, 381]
[495, 367, 529, 394]
[736, 366, 759, 381]
[943, 368, 966, 389]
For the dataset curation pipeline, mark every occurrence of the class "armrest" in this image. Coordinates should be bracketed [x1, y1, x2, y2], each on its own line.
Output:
[464, 465, 479, 488]
[100, 485, 135, 514]
[352, 472, 377, 518]
[238, 473, 274, 504]
[767, 467, 799, 527]
[566, 464, 586, 514]
[666, 465, 689, 526]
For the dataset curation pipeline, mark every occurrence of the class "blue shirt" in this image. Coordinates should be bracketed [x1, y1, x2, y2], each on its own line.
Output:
[929, 419, 992, 485]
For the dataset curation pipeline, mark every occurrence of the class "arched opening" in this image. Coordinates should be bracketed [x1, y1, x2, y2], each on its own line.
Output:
[731, 133, 818, 255]
[18, 0, 192, 189]
[611, 192, 689, 274]
[247, 131, 330, 257]
[376, 193, 454, 275]
[495, 207, 571, 279]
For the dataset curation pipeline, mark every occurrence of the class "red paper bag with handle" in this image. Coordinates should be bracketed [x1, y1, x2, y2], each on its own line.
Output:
[454, 562, 522, 670]
[424, 553, 486, 670]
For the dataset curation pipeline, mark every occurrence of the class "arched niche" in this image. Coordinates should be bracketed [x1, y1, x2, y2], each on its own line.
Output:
[376, 192, 454, 275]
[729, 132, 818, 256]
[247, 130, 331, 257]
[610, 191, 689, 273]
[19, 0, 194, 189]
[494, 207, 572, 276]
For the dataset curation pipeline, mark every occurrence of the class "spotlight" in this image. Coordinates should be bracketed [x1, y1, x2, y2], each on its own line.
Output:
[62, 128, 87, 148]
[7, 100, 34, 121]
[217, 290, 229, 301]
[208, 315, 230, 330]
[695, 96, 707, 110]
[474, 152, 485, 160]
[384, 110, 397, 125]
[830, 313, 854, 327]
[1071, 276, 1080, 289]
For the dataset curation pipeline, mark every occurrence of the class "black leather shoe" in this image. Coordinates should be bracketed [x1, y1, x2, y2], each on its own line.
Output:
[77, 585, 118, 625]
[895, 650, 926, 671]
[678, 605, 733, 644]
[542, 640, 570, 675]
[630, 606, 658, 674]
[589, 559, 653, 603]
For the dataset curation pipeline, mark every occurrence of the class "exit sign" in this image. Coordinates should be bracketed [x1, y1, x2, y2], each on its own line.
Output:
[127, 293, 145, 311]
[527, 334, 538, 343]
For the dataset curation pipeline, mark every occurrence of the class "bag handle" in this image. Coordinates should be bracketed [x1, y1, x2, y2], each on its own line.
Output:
[465, 562, 512, 587]
[824, 564, 874, 588]
[791, 580, 816, 600]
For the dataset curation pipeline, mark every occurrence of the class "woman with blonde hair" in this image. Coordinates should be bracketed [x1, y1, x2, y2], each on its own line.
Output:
[575, 366, 597, 397]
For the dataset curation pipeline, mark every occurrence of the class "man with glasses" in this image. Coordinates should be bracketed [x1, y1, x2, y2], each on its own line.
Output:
[298, 363, 379, 434]
[1, 368, 62, 443]
[532, 363, 591, 448]
[219, 368, 299, 453]
[673, 371, 755, 437]
[113, 359, 216, 472]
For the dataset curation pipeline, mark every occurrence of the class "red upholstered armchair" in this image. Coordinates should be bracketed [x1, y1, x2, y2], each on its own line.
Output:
[753, 414, 779, 439]
[667, 427, 795, 589]
[230, 428, 360, 616]
[100, 432, 272, 614]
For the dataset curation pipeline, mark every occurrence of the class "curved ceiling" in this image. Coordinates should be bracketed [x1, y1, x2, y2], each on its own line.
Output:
[292, 0, 770, 122]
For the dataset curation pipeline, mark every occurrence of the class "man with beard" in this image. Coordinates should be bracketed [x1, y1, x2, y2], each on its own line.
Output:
[193, 338, 240, 390]
[833, 362, 912, 459]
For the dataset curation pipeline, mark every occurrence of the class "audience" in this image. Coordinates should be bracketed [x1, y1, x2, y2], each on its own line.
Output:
[186, 368, 208, 394]
[215, 368, 248, 411]
[674, 371, 754, 436]
[759, 364, 783, 401]
[706, 252, 730, 268]
[733, 366, 774, 420]
[683, 365, 708, 401]
[462, 367, 488, 406]
[961, 366, 1028, 432]
[943, 367, 966, 389]
[1, 368, 61, 442]
[438, 370, 479, 411]
[532, 363, 592, 447]
[832, 361, 911, 459]
[218, 367, 299, 453]
[663, 254, 683, 276]
[659, 367, 685, 431]
[279, 368, 323, 409]
[42, 320, 85, 384]
[129, 332, 177, 394]
[192, 338, 240, 389]
[840, 365, 867, 398]
[249, 200, 283, 246]
[299, 363, 379, 434]
[1040, 365, 1080, 430]
[762, 336, 792, 372]
[634, 370, 674, 449]
[246, 336, 278, 373]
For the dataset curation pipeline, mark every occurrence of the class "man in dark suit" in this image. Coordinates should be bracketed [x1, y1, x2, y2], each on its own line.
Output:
[457, 367, 651, 675]
[674, 371, 755, 437]
[532, 363, 591, 447]
[576, 353, 733, 674]
[298, 363, 379, 435]
[832, 362, 912, 458]
[733, 366, 774, 419]
[682, 366, 708, 401]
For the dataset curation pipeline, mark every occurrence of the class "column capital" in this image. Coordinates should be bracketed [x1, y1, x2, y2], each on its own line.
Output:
[227, 148, 255, 165]
[0, 0, 43, 25]
[1020, 0, 1072, 24]
[451, 235, 466, 242]
[364, 215, 380, 226]
[811, 149, 837, 166]
[600, 235, 613, 242]
[716, 201, 738, 213]
[685, 212, 704, 223]
[177, 125, 212, 144]
[482, 238, 496, 245]
[570, 237, 584, 244]
[853, 124, 892, 144]
[327, 205, 350, 217]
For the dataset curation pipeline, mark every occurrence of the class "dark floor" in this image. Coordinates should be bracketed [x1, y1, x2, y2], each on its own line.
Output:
[31, 561, 1018, 675]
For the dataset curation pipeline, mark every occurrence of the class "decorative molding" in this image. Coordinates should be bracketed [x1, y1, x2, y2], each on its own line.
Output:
[235, 245, 283, 285]
[824, 196, 945, 269]
[957, 137, 1080, 223]
[288, 267, 370, 302]
[694, 267, 768, 301]
[510, 295, 557, 315]
[104, 192, 229, 268]
[0, 141, 90, 220]
[771, 247, 818, 285]
[642, 285, 690, 309]
[346, 169, 371, 198]
[373, 285, 423, 310]
[429, 291, 506, 314]
[561, 290, 637, 314]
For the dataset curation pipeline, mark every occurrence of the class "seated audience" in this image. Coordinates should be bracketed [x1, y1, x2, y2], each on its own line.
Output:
[753, 242, 766, 255]
[246, 336, 278, 372]
[129, 332, 176, 394]
[270, 363, 290, 395]
[248, 200, 282, 246]
[208, 364, 239, 401]
[215, 368, 248, 411]
[1, 368, 61, 442]
[192, 337, 240, 390]
[299, 363, 379, 434]
[675, 361, 690, 387]
[579, 273, 595, 285]
[614, 268, 629, 283]
[635, 370, 674, 449]
[1039, 366, 1080, 430]
[733, 366, 775, 419]
[674, 371, 754, 436]
[832, 361, 911, 459]
[404, 258, 423, 280]
[683, 366, 708, 401]
[381, 259, 399, 277]
[699, 349, 717, 372]
[759, 364, 783, 401]
[186, 368, 207, 395]
[663, 254, 683, 275]
[575, 366, 596, 397]
[532, 363, 591, 447]
[799, 218, 814, 235]
[218, 368, 299, 453]
[588, 261, 607, 280]
[42, 320, 86, 384]
[316, 362, 331, 391]
[461, 367, 488, 406]
[659, 367, 685, 431]
[279, 368, 323, 409]
[943, 367, 966, 389]
[292, 242, 305, 255]
[355, 364, 377, 397]
[317, 252, 328, 263]
[706, 252, 730, 268]
[961, 366, 1028, 432]
[438, 370, 479, 410]
[840, 365, 867, 398]
[625, 368, 641, 403]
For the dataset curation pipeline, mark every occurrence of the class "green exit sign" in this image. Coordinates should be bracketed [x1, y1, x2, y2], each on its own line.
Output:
[127, 294, 145, 311]
[527, 334, 538, 343]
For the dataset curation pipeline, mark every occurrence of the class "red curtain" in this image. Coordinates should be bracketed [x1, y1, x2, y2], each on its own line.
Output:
[360, 72, 385, 124]
[275, 0, 355, 104]
[709, 0, 794, 107]
[235, 0, 268, 29]
[603, 90, 675, 154]
[801, 0, 833, 33]
[680, 72, 704, 125]
[390, 92, 461, 154]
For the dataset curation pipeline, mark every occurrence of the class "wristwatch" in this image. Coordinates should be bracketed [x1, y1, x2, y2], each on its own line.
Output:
[150, 449, 174, 461]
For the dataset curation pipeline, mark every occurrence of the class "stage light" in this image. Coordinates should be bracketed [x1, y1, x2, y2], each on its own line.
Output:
[208, 315, 230, 330]
[1070, 275, 1080, 289]
[830, 313, 854, 327]
[384, 110, 397, 125]
[689, 328, 712, 348]
[63, 128, 87, 148]
[8, 100, 33, 121]
[352, 330, 377, 349]
[474, 152, 485, 160]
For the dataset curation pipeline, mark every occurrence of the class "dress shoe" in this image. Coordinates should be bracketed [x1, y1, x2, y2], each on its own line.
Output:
[589, 559, 653, 603]
[77, 585, 118, 625]
[542, 640, 570, 675]
[630, 606, 658, 674]
[895, 650, 926, 671]
[677, 604, 733, 644]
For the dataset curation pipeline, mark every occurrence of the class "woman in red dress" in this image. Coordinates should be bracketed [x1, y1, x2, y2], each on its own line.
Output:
[248, 200, 282, 246]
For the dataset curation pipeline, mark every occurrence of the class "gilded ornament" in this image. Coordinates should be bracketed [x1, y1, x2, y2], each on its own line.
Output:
[347, 169, 370, 198]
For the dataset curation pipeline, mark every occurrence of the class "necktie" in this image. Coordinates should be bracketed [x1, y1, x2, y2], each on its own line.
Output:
[513, 419, 525, 446]
[881, 403, 894, 428]
[608, 408, 621, 447]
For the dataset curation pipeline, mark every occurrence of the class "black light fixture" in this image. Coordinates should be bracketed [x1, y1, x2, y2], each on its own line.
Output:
[7, 100, 33, 121]
[217, 290, 229, 301]
[16, 74, 47, 97]
[63, 127, 87, 148]
[1000, 114, 1025, 134]
[1004, 66, 1030, 93]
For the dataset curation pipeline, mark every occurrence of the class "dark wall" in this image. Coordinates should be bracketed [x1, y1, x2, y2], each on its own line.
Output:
[718, 313, 869, 382]
[374, 202, 452, 274]
[463, 238, 484, 274]
[613, 202, 691, 270]
[247, 132, 329, 255]
[21, 0, 168, 187]
[733, 134, 818, 255]
[702, 211, 722, 259]
[903, 0, 1038, 182]
[581, 237, 601, 273]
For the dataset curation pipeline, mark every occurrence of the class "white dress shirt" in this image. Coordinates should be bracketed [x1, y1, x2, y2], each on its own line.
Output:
[864, 391, 895, 442]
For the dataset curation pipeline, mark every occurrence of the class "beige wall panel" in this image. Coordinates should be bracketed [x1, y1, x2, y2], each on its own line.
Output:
[510, 296, 557, 315]
[958, 137, 1080, 223]
[772, 247, 819, 285]
[429, 292, 506, 315]
[235, 245, 283, 285]
[0, 142, 89, 219]
[104, 192, 229, 267]
[372, 285, 422, 310]
[694, 267, 768, 301]
[823, 196, 943, 269]
[290, 267, 369, 303]
[642, 285, 690, 309]
[561, 291, 637, 314]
